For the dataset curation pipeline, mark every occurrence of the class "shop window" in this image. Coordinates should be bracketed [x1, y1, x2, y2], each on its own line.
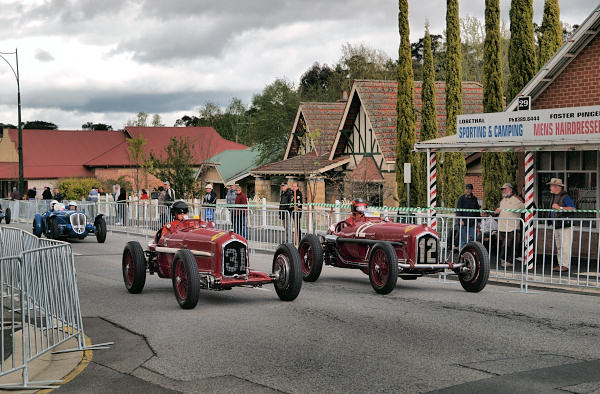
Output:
[583, 151, 597, 171]
[551, 152, 565, 170]
[567, 151, 580, 170]
[537, 151, 551, 170]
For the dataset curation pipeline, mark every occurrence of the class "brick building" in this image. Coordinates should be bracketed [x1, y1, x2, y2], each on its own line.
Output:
[251, 80, 484, 206]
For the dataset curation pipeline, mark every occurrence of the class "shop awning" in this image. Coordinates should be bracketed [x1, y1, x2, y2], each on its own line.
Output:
[414, 134, 600, 153]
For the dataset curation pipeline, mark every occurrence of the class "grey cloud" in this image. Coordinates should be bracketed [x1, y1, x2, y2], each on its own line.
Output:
[35, 49, 54, 62]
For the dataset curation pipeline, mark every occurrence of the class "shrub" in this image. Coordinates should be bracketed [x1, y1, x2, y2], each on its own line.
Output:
[58, 178, 99, 201]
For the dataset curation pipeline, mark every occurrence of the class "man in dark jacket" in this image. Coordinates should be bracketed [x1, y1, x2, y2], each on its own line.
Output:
[279, 183, 293, 241]
[53, 188, 63, 202]
[291, 182, 303, 243]
[548, 178, 575, 272]
[456, 184, 480, 249]
[42, 187, 53, 200]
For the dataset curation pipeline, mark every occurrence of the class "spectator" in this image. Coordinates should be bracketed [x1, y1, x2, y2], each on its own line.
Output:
[27, 188, 36, 200]
[10, 187, 21, 201]
[98, 187, 106, 196]
[479, 211, 498, 244]
[53, 188, 63, 202]
[233, 185, 248, 238]
[203, 184, 217, 221]
[164, 181, 175, 203]
[494, 183, 525, 268]
[279, 182, 292, 241]
[548, 178, 575, 273]
[157, 186, 168, 225]
[113, 184, 120, 202]
[226, 183, 237, 206]
[42, 187, 53, 200]
[140, 189, 149, 200]
[117, 188, 127, 225]
[88, 186, 99, 202]
[456, 184, 480, 249]
[290, 182, 303, 243]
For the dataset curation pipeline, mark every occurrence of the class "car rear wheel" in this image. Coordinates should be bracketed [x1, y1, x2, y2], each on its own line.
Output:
[458, 241, 490, 293]
[368, 242, 399, 295]
[47, 217, 60, 239]
[95, 217, 107, 243]
[273, 243, 302, 301]
[298, 234, 323, 282]
[172, 249, 200, 309]
[122, 241, 146, 294]
[3, 208, 10, 224]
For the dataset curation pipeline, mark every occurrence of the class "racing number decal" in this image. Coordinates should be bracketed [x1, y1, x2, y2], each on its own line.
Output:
[224, 246, 247, 275]
[355, 222, 376, 238]
[418, 237, 437, 264]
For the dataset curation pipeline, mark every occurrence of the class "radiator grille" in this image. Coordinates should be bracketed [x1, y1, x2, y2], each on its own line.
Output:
[222, 240, 248, 277]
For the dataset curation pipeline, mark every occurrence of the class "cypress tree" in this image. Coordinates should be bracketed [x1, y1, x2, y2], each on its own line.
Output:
[506, 0, 537, 189]
[419, 23, 438, 207]
[442, 0, 466, 208]
[396, 0, 421, 207]
[482, 0, 504, 210]
[539, 0, 562, 67]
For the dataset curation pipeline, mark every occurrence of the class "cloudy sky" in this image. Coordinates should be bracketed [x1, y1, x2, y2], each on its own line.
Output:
[0, 0, 595, 130]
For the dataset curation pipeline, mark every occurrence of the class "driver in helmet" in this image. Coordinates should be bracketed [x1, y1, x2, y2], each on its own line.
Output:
[50, 200, 59, 211]
[160, 200, 189, 236]
[345, 198, 368, 226]
[68, 201, 78, 211]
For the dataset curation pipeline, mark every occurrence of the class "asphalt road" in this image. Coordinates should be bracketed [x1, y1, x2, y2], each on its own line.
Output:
[4, 222, 600, 393]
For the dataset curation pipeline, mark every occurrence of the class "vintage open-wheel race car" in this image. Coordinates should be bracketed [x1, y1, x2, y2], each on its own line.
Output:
[122, 218, 303, 309]
[32, 202, 106, 243]
[297, 214, 490, 294]
[0, 204, 10, 224]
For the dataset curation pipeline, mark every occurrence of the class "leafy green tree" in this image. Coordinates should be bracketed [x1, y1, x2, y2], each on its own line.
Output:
[247, 79, 300, 164]
[58, 178, 98, 200]
[23, 120, 57, 130]
[396, 0, 421, 207]
[442, 0, 466, 208]
[411, 33, 445, 81]
[151, 114, 165, 127]
[82, 122, 113, 130]
[126, 135, 149, 193]
[539, 0, 562, 67]
[482, 0, 505, 210]
[506, 0, 537, 187]
[126, 112, 149, 127]
[461, 16, 485, 82]
[148, 136, 198, 199]
[299, 62, 341, 102]
[0, 123, 16, 129]
[419, 23, 439, 208]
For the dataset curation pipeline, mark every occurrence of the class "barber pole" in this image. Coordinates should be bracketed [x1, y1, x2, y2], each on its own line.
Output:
[524, 152, 535, 270]
[427, 150, 437, 229]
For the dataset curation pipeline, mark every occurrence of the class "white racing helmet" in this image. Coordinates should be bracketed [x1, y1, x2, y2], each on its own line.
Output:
[68, 201, 78, 209]
[50, 200, 59, 210]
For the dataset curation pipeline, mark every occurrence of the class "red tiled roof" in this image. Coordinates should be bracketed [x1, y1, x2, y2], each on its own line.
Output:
[347, 156, 384, 182]
[5, 129, 125, 179]
[298, 102, 346, 156]
[85, 126, 247, 166]
[252, 151, 349, 175]
[335, 80, 483, 162]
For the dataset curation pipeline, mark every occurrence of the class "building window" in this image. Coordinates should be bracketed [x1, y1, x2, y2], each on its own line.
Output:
[537, 151, 598, 220]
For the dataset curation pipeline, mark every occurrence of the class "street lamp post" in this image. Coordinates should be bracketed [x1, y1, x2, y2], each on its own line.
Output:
[0, 49, 23, 195]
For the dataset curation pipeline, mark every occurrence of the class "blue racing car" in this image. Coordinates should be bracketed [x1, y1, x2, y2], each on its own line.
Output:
[32, 200, 107, 243]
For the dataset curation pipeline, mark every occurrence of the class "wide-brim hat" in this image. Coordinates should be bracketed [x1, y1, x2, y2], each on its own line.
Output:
[547, 178, 565, 187]
[205, 183, 213, 189]
[500, 183, 513, 190]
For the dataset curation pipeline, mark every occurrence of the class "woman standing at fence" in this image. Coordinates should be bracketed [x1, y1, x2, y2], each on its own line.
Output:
[233, 185, 248, 239]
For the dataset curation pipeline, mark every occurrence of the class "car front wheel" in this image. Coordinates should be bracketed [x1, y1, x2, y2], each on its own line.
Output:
[95, 217, 107, 243]
[458, 241, 490, 292]
[3, 208, 10, 224]
[172, 249, 200, 309]
[122, 241, 146, 294]
[47, 217, 60, 239]
[273, 243, 302, 301]
[368, 242, 399, 294]
[298, 234, 323, 282]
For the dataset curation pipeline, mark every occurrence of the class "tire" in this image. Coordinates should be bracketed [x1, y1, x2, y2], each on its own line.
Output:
[47, 217, 60, 239]
[458, 241, 490, 293]
[122, 241, 147, 294]
[272, 243, 302, 301]
[298, 234, 323, 282]
[368, 242, 399, 295]
[95, 217, 107, 243]
[32, 215, 43, 238]
[4, 208, 10, 224]
[172, 249, 200, 309]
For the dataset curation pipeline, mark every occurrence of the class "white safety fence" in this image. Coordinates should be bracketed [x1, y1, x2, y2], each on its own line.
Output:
[0, 226, 111, 389]
[2, 198, 598, 291]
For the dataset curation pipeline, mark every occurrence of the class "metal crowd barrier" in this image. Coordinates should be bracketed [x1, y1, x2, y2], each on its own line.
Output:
[0, 226, 111, 389]
[2, 198, 598, 291]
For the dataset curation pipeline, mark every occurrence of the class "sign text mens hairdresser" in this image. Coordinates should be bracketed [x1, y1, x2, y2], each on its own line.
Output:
[457, 105, 600, 142]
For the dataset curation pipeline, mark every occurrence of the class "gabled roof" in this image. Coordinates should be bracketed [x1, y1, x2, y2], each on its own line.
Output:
[199, 148, 260, 184]
[505, 4, 600, 111]
[284, 102, 346, 159]
[85, 126, 247, 167]
[347, 156, 384, 182]
[251, 151, 350, 176]
[329, 80, 483, 162]
[6, 129, 124, 179]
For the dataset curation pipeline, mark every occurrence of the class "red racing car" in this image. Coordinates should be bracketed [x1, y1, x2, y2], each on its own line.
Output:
[122, 218, 302, 309]
[298, 201, 490, 294]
